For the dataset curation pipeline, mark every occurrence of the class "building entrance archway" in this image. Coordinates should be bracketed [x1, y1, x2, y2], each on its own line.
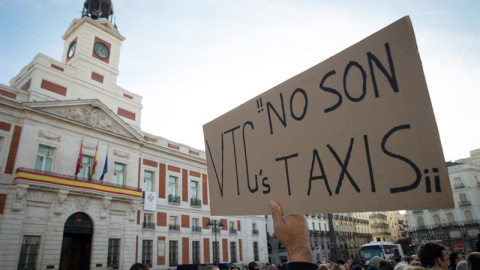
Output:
[59, 212, 93, 270]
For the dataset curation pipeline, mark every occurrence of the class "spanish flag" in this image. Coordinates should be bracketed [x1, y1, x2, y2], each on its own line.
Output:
[90, 142, 99, 179]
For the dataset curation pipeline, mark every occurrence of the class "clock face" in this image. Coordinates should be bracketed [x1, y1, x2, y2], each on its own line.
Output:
[93, 42, 110, 59]
[67, 41, 76, 58]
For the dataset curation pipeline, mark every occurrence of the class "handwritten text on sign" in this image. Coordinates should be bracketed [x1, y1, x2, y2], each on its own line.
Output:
[203, 16, 453, 215]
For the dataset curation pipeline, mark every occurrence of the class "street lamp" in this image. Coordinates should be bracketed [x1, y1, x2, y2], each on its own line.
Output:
[207, 219, 223, 266]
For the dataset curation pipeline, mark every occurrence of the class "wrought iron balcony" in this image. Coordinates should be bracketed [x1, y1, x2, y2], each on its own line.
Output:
[371, 222, 389, 228]
[14, 167, 142, 199]
[454, 183, 465, 189]
[143, 222, 155, 229]
[192, 225, 202, 232]
[252, 229, 259, 235]
[211, 227, 221, 233]
[169, 224, 180, 231]
[369, 213, 387, 219]
[229, 228, 238, 234]
[459, 200, 471, 206]
[168, 194, 180, 204]
[190, 198, 202, 207]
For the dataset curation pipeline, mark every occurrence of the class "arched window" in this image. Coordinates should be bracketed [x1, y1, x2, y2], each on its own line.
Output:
[464, 210, 473, 222]
[432, 214, 441, 225]
[416, 216, 424, 227]
[446, 212, 455, 224]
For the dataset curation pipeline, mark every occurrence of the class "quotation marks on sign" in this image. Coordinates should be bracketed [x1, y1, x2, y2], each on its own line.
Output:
[256, 97, 264, 113]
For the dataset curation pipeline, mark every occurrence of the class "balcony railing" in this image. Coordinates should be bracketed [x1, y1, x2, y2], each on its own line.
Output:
[459, 200, 471, 206]
[168, 194, 181, 204]
[14, 167, 142, 198]
[369, 213, 387, 219]
[229, 228, 238, 234]
[454, 183, 465, 189]
[192, 226, 202, 232]
[371, 222, 389, 228]
[143, 222, 155, 229]
[252, 229, 259, 235]
[169, 224, 180, 231]
[190, 198, 202, 207]
[211, 227, 221, 233]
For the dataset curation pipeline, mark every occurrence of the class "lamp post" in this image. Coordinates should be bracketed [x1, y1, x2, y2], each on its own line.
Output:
[207, 219, 223, 266]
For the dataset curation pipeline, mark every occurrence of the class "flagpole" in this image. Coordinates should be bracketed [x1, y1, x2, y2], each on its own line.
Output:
[90, 141, 99, 180]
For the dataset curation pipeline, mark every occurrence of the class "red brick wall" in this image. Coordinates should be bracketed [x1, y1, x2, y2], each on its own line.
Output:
[203, 238, 210, 263]
[181, 215, 190, 228]
[222, 239, 228, 263]
[91, 72, 104, 83]
[0, 90, 16, 99]
[182, 169, 188, 202]
[137, 210, 141, 225]
[221, 219, 227, 230]
[168, 165, 180, 173]
[202, 174, 208, 205]
[157, 212, 166, 226]
[0, 194, 6, 214]
[117, 108, 136, 120]
[202, 217, 210, 229]
[237, 220, 241, 231]
[159, 163, 166, 198]
[0, 121, 11, 132]
[182, 237, 189, 264]
[189, 170, 200, 177]
[41, 79, 67, 96]
[239, 239, 243, 261]
[143, 158, 157, 167]
[157, 236, 166, 265]
[5, 126, 21, 174]
[51, 64, 64, 72]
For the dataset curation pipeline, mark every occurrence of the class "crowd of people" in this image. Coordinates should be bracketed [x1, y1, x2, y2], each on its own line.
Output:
[125, 201, 479, 270]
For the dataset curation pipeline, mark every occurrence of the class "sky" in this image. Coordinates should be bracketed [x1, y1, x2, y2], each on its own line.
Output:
[0, 0, 478, 162]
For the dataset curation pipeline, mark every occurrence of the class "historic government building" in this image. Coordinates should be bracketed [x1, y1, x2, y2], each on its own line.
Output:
[0, 1, 267, 269]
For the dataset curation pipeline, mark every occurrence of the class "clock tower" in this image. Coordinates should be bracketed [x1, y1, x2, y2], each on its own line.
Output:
[62, 0, 125, 91]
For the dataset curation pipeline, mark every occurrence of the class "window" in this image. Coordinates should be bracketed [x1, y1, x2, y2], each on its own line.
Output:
[252, 223, 258, 235]
[144, 171, 154, 192]
[447, 212, 455, 224]
[113, 163, 126, 185]
[35, 145, 54, 172]
[169, 216, 179, 231]
[253, 242, 259, 261]
[213, 241, 219, 264]
[464, 210, 473, 222]
[192, 218, 201, 232]
[230, 242, 237, 263]
[454, 177, 463, 188]
[169, 241, 178, 266]
[168, 176, 179, 203]
[77, 154, 94, 179]
[18, 235, 41, 270]
[107, 238, 120, 269]
[459, 193, 469, 204]
[416, 216, 424, 227]
[144, 213, 154, 229]
[229, 221, 237, 234]
[432, 214, 441, 225]
[142, 240, 153, 267]
[192, 241, 200, 264]
[190, 180, 201, 206]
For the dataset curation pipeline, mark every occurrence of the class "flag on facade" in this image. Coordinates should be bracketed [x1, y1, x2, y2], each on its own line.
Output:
[100, 147, 109, 181]
[75, 140, 83, 176]
[90, 142, 99, 179]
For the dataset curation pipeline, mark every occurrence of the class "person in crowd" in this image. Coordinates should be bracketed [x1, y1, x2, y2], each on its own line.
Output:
[393, 263, 409, 270]
[450, 252, 462, 270]
[403, 256, 412, 265]
[319, 264, 330, 270]
[466, 252, 480, 270]
[378, 260, 394, 270]
[411, 255, 419, 262]
[249, 262, 260, 270]
[279, 262, 288, 270]
[394, 249, 402, 264]
[368, 256, 382, 270]
[130, 263, 149, 270]
[476, 233, 480, 252]
[456, 261, 468, 270]
[203, 266, 220, 270]
[352, 265, 365, 270]
[332, 264, 346, 270]
[416, 241, 449, 270]
[269, 200, 317, 270]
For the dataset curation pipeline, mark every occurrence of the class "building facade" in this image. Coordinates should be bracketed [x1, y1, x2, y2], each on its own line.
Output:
[0, 2, 268, 270]
[407, 149, 480, 253]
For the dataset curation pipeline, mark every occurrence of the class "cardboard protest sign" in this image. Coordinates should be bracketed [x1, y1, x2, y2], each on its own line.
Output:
[203, 16, 454, 215]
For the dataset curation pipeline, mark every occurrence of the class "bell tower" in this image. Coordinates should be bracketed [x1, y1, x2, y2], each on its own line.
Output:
[62, 0, 125, 91]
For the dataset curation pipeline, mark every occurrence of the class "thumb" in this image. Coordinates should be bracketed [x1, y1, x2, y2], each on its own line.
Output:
[269, 200, 284, 224]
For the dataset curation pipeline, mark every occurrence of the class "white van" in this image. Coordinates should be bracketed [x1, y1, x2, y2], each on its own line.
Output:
[360, 242, 404, 265]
